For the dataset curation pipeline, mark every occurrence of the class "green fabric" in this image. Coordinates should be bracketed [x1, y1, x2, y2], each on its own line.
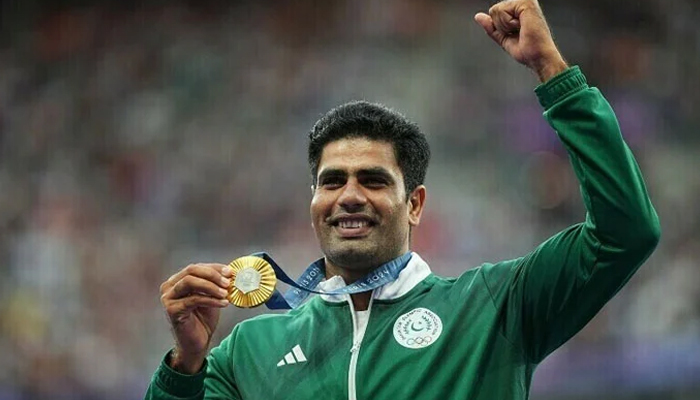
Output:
[145, 66, 660, 400]
[147, 351, 207, 399]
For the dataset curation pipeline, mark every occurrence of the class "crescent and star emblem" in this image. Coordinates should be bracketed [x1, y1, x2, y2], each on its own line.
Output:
[410, 321, 425, 332]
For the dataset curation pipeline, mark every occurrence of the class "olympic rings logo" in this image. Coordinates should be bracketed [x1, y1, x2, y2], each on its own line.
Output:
[405, 336, 434, 346]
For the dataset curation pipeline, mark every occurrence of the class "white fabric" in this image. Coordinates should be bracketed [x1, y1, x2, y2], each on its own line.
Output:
[316, 252, 432, 304]
[354, 310, 370, 345]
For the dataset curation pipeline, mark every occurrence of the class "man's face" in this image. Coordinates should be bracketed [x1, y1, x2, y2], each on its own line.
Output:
[310, 137, 425, 271]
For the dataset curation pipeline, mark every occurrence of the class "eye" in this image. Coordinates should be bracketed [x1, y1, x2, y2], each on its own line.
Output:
[362, 177, 388, 188]
[320, 176, 345, 189]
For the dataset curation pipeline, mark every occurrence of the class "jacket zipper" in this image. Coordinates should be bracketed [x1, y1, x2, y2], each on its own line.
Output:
[347, 292, 374, 400]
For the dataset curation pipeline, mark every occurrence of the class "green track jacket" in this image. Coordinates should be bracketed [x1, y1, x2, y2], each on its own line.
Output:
[145, 67, 661, 400]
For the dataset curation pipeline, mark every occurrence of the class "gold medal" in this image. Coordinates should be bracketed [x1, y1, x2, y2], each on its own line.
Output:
[227, 256, 276, 308]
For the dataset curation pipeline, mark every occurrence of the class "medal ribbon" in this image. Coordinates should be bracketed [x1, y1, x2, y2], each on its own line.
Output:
[252, 252, 413, 310]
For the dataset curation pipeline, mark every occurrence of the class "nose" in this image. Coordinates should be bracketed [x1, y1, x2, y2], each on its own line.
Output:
[337, 179, 367, 212]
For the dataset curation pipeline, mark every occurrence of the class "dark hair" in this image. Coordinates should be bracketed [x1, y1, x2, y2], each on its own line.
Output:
[308, 101, 431, 198]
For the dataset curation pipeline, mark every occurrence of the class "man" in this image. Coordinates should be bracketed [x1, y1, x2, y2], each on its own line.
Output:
[146, 1, 660, 399]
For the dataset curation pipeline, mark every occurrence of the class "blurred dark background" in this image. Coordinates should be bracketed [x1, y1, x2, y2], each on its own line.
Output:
[1, 0, 699, 399]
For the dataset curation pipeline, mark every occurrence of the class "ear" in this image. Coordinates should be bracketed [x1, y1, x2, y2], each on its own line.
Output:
[407, 185, 426, 227]
[310, 185, 316, 230]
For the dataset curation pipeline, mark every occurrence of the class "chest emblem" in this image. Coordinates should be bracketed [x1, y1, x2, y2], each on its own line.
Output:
[393, 307, 443, 349]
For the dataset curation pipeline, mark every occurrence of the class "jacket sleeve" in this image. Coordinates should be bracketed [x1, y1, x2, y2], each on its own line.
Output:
[482, 66, 660, 363]
[143, 351, 208, 400]
[144, 331, 242, 400]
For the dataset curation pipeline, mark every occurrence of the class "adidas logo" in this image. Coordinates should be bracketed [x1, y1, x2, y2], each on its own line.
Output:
[276, 345, 307, 367]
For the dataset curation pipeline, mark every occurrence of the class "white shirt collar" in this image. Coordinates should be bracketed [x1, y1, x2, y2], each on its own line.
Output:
[315, 252, 431, 304]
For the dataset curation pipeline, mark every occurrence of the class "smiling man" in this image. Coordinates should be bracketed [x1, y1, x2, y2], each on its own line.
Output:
[146, 1, 660, 399]
[308, 117, 429, 311]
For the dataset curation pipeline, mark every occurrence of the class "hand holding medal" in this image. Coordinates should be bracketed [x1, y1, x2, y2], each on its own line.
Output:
[159, 252, 412, 374]
[159, 263, 233, 374]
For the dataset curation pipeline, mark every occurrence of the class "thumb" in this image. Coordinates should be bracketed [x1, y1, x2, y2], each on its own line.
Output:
[474, 12, 506, 46]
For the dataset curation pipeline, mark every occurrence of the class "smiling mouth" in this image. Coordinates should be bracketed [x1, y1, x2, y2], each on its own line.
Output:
[330, 216, 376, 237]
[337, 219, 370, 229]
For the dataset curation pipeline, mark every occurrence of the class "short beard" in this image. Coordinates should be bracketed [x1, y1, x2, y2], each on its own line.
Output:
[325, 243, 399, 273]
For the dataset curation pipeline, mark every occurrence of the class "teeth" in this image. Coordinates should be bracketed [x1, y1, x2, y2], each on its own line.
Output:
[339, 220, 368, 229]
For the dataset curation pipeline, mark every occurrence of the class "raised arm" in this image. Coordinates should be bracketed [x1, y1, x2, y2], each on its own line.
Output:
[475, 0, 660, 362]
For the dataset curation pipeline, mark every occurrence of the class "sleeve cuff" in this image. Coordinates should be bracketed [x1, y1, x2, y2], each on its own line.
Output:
[534, 66, 588, 110]
[154, 350, 207, 398]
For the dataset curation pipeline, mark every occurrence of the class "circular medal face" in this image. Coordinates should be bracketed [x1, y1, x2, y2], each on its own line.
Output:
[234, 267, 261, 294]
[227, 256, 276, 308]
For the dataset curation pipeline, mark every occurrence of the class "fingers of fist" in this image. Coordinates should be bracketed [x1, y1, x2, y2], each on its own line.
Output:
[475, 0, 542, 42]
[173, 275, 227, 299]
[489, 1, 522, 36]
[160, 263, 234, 313]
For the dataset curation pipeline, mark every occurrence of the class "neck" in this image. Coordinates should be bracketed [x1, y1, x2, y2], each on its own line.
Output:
[324, 262, 372, 284]
[325, 262, 373, 311]
[323, 252, 407, 311]
[350, 292, 371, 311]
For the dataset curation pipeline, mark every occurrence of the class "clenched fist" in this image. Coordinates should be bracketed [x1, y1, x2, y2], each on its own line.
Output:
[160, 263, 233, 374]
[475, 0, 568, 82]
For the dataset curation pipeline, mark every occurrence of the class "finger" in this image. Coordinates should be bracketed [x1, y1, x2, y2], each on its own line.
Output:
[508, 18, 521, 30]
[167, 295, 229, 317]
[162, 263, 233, 293]
[173, 263, 233, 283]
[474, 12, 507, 46]
[167, 275, 230, 300]
[474, 12, 493, 32]
[489, 4, 517, 36]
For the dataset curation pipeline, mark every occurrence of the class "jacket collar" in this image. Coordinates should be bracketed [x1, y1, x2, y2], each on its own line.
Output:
[315, 252, 431, 304]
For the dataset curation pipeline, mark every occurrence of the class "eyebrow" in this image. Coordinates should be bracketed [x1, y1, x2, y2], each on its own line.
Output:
[317, 168, 346, 182]
[358, 167, 395, 183]
[317, 167, 395, 183]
